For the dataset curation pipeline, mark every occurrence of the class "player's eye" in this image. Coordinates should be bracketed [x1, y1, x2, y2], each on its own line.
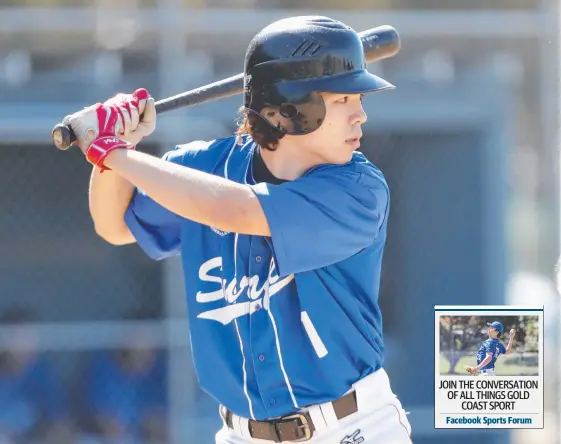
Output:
[336, 96, 349, 104]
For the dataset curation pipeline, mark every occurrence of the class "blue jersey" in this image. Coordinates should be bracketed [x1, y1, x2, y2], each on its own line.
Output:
[124, 135, 390, 420]
[476, 338, 506, 370]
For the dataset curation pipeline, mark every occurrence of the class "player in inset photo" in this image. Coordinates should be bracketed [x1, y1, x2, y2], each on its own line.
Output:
[464, 321, 516, 376]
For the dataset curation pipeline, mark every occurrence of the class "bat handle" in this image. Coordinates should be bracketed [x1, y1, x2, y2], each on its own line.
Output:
[51, 124, 76, 151]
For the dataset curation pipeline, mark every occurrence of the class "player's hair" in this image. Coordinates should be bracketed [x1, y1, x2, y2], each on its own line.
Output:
[235, 107, 285, 151]
[489, 327, 502, 338]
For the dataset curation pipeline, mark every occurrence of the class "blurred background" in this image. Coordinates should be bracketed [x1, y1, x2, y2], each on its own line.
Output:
[0, 0, 559, 444]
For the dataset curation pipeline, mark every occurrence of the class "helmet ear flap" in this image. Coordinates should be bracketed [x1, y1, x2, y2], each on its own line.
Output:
[249, 91, 326, 135]
[279, 103, 298, 119]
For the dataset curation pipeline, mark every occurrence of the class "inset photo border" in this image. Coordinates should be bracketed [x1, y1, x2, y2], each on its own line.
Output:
[438, 313, 539, 377]
[434, 305, 544, 430]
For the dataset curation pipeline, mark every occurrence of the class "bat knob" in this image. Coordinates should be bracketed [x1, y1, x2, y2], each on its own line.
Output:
[51, 124, 76, 151]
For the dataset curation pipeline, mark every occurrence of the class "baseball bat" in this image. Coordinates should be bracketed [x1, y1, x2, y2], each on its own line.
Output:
[51, 25, 400, 151]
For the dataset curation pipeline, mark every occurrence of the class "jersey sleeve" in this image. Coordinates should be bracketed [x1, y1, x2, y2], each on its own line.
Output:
[483, 339, 494, 354]
[124, 141, 208, 260]
[250, 164, 389, 277]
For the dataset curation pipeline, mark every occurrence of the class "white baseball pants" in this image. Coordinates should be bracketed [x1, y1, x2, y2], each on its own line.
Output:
[215, 368, 413, 444]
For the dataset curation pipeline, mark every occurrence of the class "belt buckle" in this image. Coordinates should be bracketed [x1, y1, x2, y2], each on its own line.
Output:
[282, 413, 312, 442]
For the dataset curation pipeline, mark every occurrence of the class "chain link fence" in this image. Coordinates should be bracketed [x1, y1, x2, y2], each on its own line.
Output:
[0, 143, 164, 322]
[0, 141, 177, 443]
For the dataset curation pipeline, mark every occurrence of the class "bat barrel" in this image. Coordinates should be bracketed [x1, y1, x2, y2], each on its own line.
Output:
[360, 25, 401, 62]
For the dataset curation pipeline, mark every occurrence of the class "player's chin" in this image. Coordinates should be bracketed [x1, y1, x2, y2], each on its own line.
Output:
[339, 143, 358, 160]
[331, 151, 354, 165]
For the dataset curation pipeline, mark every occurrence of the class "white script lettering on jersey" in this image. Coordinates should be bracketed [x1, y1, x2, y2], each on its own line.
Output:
[196, 256, 294, 325]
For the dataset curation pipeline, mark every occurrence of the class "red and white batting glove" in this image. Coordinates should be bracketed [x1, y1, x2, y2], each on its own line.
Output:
[62, 88, 156, 171]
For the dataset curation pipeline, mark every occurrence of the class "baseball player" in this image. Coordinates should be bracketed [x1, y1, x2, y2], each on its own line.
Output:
[465, 321, 516, 376]
[62, 16, 412, 444]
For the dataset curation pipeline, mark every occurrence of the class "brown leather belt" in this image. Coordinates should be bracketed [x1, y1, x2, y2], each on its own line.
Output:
[224, 391, 358, 442]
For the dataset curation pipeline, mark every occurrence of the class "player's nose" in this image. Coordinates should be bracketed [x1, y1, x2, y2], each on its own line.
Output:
[350, 100, 367, 125]
[349, 94, 368, 125]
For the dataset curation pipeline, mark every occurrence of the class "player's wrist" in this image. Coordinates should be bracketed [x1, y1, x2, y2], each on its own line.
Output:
[86, 136, 135, 172]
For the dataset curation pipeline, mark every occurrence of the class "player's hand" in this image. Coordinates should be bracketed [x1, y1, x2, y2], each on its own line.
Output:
[464, 365, 477, 375]
[104, 89, 156, 145]
[509, 328, 516, 339]
[62, 88, 155, 153]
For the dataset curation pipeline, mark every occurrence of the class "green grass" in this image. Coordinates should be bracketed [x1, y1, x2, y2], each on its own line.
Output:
[439, 352, 539, 376]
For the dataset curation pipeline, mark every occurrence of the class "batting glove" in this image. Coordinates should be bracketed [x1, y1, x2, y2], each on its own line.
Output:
[62, 88, 156, 170]
[103, 88, 156, 145]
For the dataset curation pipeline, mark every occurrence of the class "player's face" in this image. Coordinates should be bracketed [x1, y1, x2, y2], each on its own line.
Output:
[293, 92, 367, 164]
[488, 327, 499, 338]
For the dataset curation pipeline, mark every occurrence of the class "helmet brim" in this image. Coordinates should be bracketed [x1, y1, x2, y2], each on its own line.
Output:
[274, 69, 395, 101]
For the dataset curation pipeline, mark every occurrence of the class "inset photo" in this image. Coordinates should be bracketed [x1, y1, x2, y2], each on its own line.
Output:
[438, 314, 539, 376]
